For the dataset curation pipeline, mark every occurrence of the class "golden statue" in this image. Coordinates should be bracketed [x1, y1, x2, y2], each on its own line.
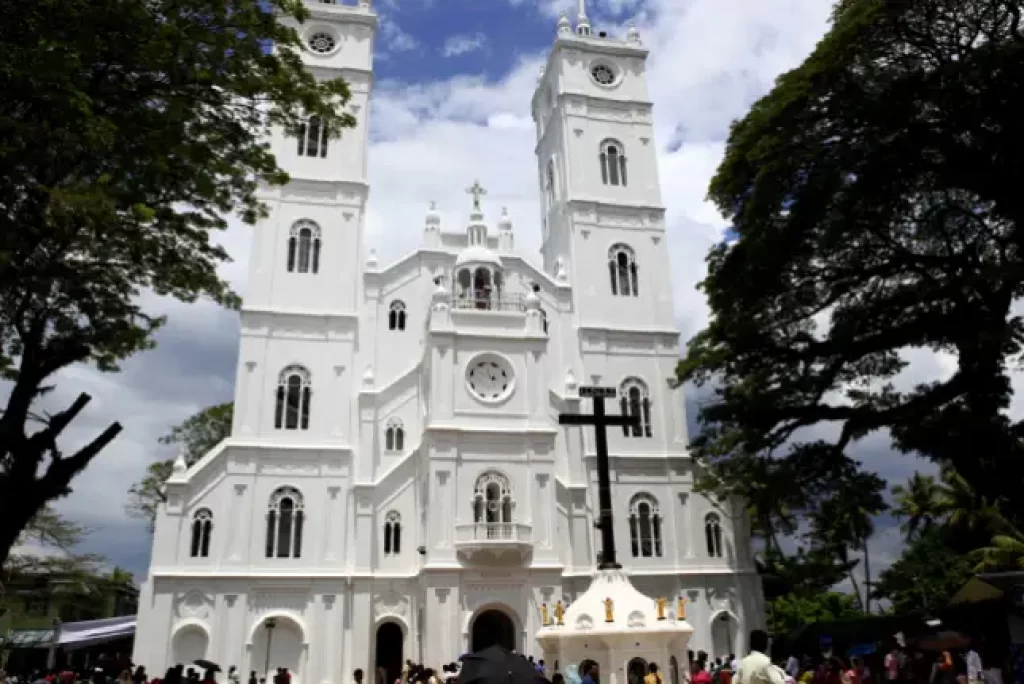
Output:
[656, 597, 667, 621]
[555, 600, 565, 625]
[604, 597, 614, 623]
[677, 596, 687, 620]
[541, 602, 550, 626]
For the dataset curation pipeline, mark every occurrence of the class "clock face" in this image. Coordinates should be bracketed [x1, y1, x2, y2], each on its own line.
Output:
[467, 358, 513, 401]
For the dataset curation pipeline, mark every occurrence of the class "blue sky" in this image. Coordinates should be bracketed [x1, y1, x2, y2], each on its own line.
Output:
[18, 0, 942, 595]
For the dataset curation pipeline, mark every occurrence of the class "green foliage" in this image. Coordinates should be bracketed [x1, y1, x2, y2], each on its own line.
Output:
[0, 0, 355, 566]
[678, 0, 1024, 537]
[126, 403, 233, 530]
[871, 526, 973, 615]
[19, 506, 88, 553]
[768, 591, 862, 638]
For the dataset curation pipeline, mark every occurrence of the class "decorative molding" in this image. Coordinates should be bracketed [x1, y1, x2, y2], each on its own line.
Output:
[374, 590, 410, 620]
[234, 484, 247, 495]
[175, 591, 213, 620]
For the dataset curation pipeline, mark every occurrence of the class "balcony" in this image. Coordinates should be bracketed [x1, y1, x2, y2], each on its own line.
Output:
[454, 522, 533, 564]
[450, 293, 527, 313]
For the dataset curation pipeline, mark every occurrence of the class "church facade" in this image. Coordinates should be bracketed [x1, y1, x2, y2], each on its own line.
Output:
[132, 1, 765, 682]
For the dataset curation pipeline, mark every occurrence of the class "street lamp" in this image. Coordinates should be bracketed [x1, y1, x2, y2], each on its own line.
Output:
[263, 617, 277, 678]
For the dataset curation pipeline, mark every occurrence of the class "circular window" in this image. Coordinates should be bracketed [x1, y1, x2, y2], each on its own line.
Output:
[466, 355, 515, 403]
[308, 31, 337, 54]
[591, 64, 617, 86]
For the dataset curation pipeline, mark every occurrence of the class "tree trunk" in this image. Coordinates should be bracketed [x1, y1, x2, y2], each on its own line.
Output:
[862, 538, 873, 615]
[0, 392, 121, 567]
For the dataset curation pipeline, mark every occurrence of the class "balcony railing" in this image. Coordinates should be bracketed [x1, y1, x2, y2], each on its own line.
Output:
[449, 293, 526, 313]
[455, 522, 532, 543]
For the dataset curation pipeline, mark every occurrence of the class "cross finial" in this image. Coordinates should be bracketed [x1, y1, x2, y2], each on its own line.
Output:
[467, 179, 487, 212]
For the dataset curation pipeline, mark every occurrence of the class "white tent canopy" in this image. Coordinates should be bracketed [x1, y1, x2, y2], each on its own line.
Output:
[59, 616, 136, 649]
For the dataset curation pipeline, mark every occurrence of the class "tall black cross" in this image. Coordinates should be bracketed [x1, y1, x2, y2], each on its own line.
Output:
[559, 386, 641, 570]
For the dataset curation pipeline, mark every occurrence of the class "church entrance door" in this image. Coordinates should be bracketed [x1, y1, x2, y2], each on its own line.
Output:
[375, 622, 403, 684]
[471, 609, 516, 652]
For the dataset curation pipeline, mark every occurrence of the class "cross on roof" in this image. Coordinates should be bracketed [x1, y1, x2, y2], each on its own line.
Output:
[467, 179, 487, 211]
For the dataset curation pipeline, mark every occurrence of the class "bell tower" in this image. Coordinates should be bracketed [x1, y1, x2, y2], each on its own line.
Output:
[231, 0, 378, 440]
[531, 8, 674, 332]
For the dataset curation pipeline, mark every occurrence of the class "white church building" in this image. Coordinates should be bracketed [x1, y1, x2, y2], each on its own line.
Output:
[133, 0, 766, 681]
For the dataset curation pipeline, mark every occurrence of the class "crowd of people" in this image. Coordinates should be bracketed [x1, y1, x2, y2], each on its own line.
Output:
[3, 634, 1022, 684]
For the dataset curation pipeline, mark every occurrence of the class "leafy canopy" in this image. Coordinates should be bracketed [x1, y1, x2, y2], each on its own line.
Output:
[0, 0, 355, 566]
[126, 403, 233, 530]
[679, 0, 1024, 527]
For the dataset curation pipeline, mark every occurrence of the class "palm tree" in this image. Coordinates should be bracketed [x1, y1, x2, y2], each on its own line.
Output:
[972, 526, 1024, 571]
[891, 467, 1008, 542]
[891, 473, 943, 541]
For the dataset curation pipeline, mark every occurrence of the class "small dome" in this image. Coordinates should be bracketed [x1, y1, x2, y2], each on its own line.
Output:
[498, 207, 513, 232]
[455, 244, 503, 268]
[557, 11, 572, 34]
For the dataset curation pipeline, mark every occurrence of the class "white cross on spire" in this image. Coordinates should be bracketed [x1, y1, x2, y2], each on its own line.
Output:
[466, 179, 487, 211]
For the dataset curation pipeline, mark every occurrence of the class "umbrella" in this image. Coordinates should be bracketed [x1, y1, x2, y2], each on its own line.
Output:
[915, 631, 971, 651]
[194, 660, 222, 673]
[458, 646, 549, 684]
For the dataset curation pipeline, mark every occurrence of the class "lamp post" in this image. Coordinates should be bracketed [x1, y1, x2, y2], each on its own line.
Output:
[263, 617, 277, 679]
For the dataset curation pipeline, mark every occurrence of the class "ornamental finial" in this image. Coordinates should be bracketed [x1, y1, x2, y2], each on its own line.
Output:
[466, 179, 487, 212]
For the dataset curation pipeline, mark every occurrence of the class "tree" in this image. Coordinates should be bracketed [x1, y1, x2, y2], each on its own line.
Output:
[678, 0, 1024, 530]
[126, 402, 233, 530]
[871, 525, 973, 615]
[768, 591, 862, 638]
[0, 0, 356, 566]
[19, 505, 88, 553]
[891, 473, 944, 541]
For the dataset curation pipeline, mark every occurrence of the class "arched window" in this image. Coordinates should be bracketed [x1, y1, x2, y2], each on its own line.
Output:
[274, 365, 312, 431]
[619, 377, 652, 438]
[472, 470, 514, 536]
[297, 116, 328, 158]
[628, 494, 662, 558]
[705, 513, 724, 558]
[286, 221, 321, 274]
[545, 159, 556, 207]
[383, 511, 402, 555]
[607, 244, 638, 297]
[599, 139, 628, 187]
[266, 487, 305, 559]
[190, 508, 213, 558]
[385, 418, 404, 452]
[388, 301, 407, 331]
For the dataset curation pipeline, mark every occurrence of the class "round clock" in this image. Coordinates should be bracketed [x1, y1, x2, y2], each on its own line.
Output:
[466, 356, 514, 402]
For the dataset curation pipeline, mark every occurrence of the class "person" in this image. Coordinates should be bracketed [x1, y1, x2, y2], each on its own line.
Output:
[646, 664, 664, 684]
[227, 668, 239, 684]
[582, 662, 599, 684]
[249, 673, 258, 684]
[885, 650, 899, 683]
[735, 630, 786, 684]
[787, 659, 801, 680]
[966, 648, 983, 684]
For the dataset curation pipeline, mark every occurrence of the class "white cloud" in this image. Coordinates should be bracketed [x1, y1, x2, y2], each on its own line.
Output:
[442, 32, 487, 58]
[378, 16, 418, 53]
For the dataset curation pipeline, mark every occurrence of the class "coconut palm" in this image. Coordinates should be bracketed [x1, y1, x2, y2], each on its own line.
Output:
[972, 526, 1024, 571]
[891, 472, 944, 541]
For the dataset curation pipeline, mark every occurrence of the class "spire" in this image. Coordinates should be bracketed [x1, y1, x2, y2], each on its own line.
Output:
[557, 10, 572, 35]
[577, 0, 591, 35]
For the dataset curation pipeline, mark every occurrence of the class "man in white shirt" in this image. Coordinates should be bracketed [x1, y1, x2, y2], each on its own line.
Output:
[735, 630, 786, 684]
[966, 648, 983, 684]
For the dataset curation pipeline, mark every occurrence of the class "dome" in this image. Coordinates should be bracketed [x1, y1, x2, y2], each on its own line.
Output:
[497, 207, 513, 232]
[455, 244, 503, 268]
[426, 201, 441, 226]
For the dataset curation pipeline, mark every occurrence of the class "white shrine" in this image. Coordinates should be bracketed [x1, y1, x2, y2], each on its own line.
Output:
[132, 0, 766, 682]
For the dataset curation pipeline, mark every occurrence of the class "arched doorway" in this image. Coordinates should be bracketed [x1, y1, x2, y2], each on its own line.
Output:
[628, 658, 648, 684]
[470, 609, 516, 652]
[250, 617, 304, 684]
[711, 613, 739, 660]
[375, 622, 404, 684]
[172, 625, 209, 665]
